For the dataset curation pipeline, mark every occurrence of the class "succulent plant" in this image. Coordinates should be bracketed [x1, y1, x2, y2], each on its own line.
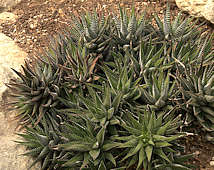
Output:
[98, 51, 142, 106]
[114, 108, 192, 170]
[176, 62, 214, 132]
[7, 61, 62, 126]
[40, 33, 70, 72]
[70, 11, 112, 57]
[16, 116, 65, 170]
[76, 85, 122, 128]
[57, 117, 120, 169]
[112, 6, 152, 51]
[60, 43, 100, 89]
[165, 34, 214, 73]
[154, 4, 202, 44]
[58, 81, 124, 138]
[137, 71, 176, 114]
[126, 39, 172, 77]
[40, 38, 100, 88]
[7, 5, 214, 170]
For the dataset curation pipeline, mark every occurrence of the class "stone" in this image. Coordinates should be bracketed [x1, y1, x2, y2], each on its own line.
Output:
[175, 0, 214, 24]
[202, 0, 214, 24]
[0, 33, 27, 101]
[0, 111, 41, 170]
[0, 33, 40, 169]
[0, 12, 17, 23]
[210, 160, 214, 166]
[0, 0, 21, 11]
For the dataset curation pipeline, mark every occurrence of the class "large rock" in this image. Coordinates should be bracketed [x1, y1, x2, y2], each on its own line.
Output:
[0, 0, 21, 11]
[175, 0, 214, 24]
[0, 33, 27, 101]
[0, 111, 41, 170]
[0, 33, 40, 169]
[0, 12, 17, 23]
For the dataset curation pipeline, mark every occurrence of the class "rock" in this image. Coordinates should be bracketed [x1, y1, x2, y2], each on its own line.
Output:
[0, 0, 21, 11]
[0, 33, 27, 101]
[0, 12, 17, 23]
[202, 0, 214, 24]
[0, 111, 41, 170]
[175, 0, 214, 24]
[210, 160, 214, 166]
[0, 33, 41, 169]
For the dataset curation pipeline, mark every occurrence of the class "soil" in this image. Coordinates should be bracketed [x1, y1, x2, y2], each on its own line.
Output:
[0, 0, 214, 169]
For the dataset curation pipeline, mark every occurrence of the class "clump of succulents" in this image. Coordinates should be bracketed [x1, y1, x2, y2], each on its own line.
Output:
[112, 6, 152, 51]
[40, 39, 100, 88]
[176, 61, 214, 132]
[57, 116, 120, 169]
[7, 4, 214, 170]
[16, 116, 65, 170]
[70, 11, 112, 58]
[137, 71, 176, 113]
[114, 108, 193, 170]
[7, 61, 62, 126]
[153, 4, 202, 44]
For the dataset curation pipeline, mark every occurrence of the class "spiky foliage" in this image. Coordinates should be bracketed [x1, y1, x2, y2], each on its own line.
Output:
[98, 51, 142, 106]
[16, 116, 64, 170]
[74, 85, 121, 128]
[58, 43, 100, 89]
[112, 6, 152, 51]
[127, 40, 171, 77]
[70, 11, 112, 57]
[114, 109, 192, 170]
[40, 40, 100, 89]
[165, 34, 214, 73]
[58, 117, 120, 169]
[8, 5, 214, 170]
[176, 62, 214, 132]
[137, 71, 176, 113]
[58, 82, 123, 136]
[7, 61, 62, 126]
[40, 33, 70, 72]
[154, 4, 202, 44]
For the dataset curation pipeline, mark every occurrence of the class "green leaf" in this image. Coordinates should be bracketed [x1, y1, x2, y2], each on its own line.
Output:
[155, 141, 172, 147]
[121, 142, 143, 162]
[103, 65, 118, 93]
[28, 146, 49, 169]
[112, 93, 122, 110]
[107, 108, 114, 120]
[98, 161, 107, 170]
[127, 154, 138, 168]
[155, 148, 171, 163]
[89, 149, 100, 160]
[21, 147, 43, 157]
[156, 120, 171, 135]
[120, 122, 141, 136]
[145, 145, 153, 162]
[105, 152, 116, 167]
[103, 85, 111, 108]
[81, 153, 90, 169]
[155, 163, 193, 170]
[62, 153, 83, 167]
[137, 147, 146, 169]
[59, 142, 92, 152]
[103, 141, 120, 151]
[118, 138, 138, 148]
[96, 126, 106, 145]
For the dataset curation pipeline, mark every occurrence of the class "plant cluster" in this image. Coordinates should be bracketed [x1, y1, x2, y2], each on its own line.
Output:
[8, 5, 214, 170]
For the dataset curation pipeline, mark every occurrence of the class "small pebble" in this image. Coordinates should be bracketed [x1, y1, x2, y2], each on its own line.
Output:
[210, 160, 214, 166]
[194, 151, 200, 155]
